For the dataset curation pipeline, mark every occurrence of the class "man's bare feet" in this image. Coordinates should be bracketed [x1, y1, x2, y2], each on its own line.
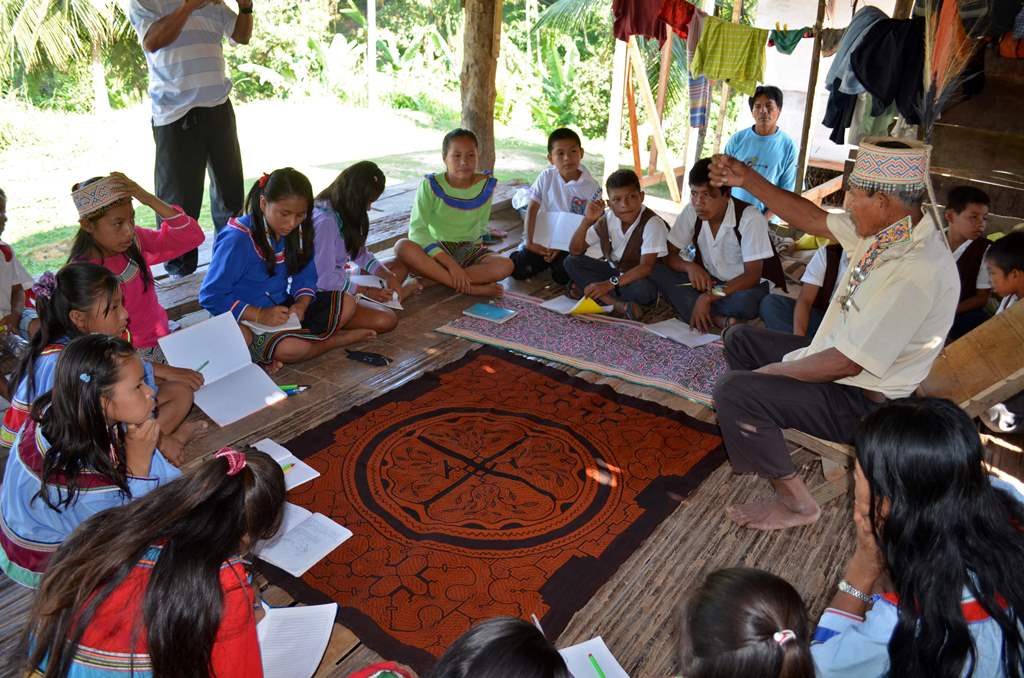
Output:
[727, 474, 821, 530]
[468, 283, 503, 297]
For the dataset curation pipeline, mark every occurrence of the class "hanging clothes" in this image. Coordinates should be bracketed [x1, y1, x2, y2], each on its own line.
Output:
[687, 9, 711, 128]
[769, 27, 810, 54]
[612, 0, 667, 41]
[851, 17, 926, 125]
[659, 0, 696, 39]
[848, 93, 898, 145]
[690, 15, 768, 95]
[824, 6, 888, 96]
[822, 80, 858, 145]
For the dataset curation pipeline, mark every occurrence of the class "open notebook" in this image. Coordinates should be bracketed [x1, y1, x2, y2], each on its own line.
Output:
[255, 502, 352, 577]
[158, 312, 286, 426]
[533, 211, 584, 251]
[252, 438, 320, 491]
[257, 601, 337, 678]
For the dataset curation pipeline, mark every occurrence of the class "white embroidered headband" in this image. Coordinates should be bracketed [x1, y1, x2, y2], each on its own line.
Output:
[849, 136, 931, 195]
[71, 176, 130, 219]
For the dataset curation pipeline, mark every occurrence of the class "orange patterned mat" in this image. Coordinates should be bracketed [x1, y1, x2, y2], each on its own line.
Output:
[262, 347, 723, 672]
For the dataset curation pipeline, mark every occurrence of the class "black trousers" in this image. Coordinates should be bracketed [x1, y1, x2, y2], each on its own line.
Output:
[509, 246, 569, 285]
[152, 99, 244, 276]
[712, 325, 883, 479]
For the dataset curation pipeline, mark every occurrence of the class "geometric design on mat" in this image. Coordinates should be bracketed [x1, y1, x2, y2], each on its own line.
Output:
[265, 348, 724, 673]
[437, 292, 727, 407]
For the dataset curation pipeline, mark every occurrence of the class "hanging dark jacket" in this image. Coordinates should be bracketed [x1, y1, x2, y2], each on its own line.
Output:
[851, 17, 926, 125]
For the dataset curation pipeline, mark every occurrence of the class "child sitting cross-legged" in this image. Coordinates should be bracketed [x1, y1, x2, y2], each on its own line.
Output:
[394, 129, 514, 297]
[0, 263, 202, 463]
[945, 185, 994, 342]
[981, 231, 1024, 433]
[564, 169, 668, 320]
[313, 161, 421, 334]
[650, 158, 787, 333]
[200, 168, 376, 371]
[0, 334, 180, 588]
[509, 127, 602, 285]
[20, 447, 283, 677]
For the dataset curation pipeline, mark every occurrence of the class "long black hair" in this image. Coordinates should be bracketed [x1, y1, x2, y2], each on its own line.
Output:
[315, 161, 385, 256]
[856, 397, 1024, 678]
[30, 334, 136, 510]
[245, 167, 315, 276]
[679, 567, 813, 678]
[24, 448, 285, 677]
[430, 617, 570, 678]
[68, 176, 151, 291]
[13, 263, 119, 405]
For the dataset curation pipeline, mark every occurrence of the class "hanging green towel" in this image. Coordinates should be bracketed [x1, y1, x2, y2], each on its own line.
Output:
[769, 27, 809, 55]
[691, 15, 769, 95]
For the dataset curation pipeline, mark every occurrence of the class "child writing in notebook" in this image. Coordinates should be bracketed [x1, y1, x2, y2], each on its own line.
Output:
[22, 447, 283, 677]
[0, 264, 202, 461]
[69, 173, 205, 359]
[394, 129, 514, 297]
[313, 161, 421, 334]
[0, 334, 181, 588]
[200, 168, 375, 369]
[679, 567, 813, 678]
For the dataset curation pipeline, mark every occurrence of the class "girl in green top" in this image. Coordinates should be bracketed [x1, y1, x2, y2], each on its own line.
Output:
[395, 129, 513, 297]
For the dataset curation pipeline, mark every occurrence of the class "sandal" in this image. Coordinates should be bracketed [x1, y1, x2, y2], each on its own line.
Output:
[612, 301, 645, 322]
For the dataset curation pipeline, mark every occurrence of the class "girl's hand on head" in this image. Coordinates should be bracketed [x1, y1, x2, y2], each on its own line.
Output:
[106, 172, 146, 200]
[258, 305, 291, 327]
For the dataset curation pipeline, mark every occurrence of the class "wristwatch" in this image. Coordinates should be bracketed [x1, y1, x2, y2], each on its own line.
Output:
[609, 275, 620, 291]
[239, 2, 253, 13]
[838, 579, 873, 604]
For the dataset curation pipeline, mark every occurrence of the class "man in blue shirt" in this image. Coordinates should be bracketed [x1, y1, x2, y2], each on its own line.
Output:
[724, 86, 797, 223]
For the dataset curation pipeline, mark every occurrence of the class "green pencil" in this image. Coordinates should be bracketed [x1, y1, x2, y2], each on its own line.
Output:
[278, 384, 299, 390]
[196, 360, 210, 372]
[588, 654, 606, 678]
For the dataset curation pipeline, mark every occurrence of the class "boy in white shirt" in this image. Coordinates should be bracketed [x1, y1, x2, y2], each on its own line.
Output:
[510, 128, 601, 284]
[650, 158, 786, 332]
[760, 242, 848, 337]
[565, 169, 668, 320]
[945, 185, 993, 342]
[0, 187, 36, 398]
[982, 231, 1024, 433]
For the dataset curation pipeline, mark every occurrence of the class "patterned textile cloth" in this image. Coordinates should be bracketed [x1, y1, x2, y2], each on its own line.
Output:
[687, 9, 711, 127]
[261, 347, 724, 674]
[437, 292, 727, 406]
[71, 176, 129, 218]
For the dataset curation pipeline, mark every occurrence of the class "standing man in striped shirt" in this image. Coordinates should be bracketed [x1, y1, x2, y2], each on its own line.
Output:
[128, 0, 253, 278]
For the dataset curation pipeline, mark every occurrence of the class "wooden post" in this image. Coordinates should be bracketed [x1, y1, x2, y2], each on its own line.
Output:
[711, 0, 742, 155]
[366, 0, 377, 107]
[893, 0, 915, 19]
[603, 39, 629, 187]
[648, 35, 674, 174]
[460, 0, 504, 171]
[794, 0, 827, 193]
[627, 37, 681, 202]
[626, 62, 643, 175]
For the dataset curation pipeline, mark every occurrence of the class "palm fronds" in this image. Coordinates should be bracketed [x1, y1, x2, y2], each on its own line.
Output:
[534, 0, 611, 36]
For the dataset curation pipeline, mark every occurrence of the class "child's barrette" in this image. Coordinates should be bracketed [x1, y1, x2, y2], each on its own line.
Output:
[79, 372, 92, 383]
[773, 629, 796, 646]
[257, 172, 270, 188]
[214, 447, 248, 476]
[32, 271, 58, 300]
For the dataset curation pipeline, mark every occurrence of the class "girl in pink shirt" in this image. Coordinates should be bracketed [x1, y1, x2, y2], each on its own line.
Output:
[68, 172, 205, 354]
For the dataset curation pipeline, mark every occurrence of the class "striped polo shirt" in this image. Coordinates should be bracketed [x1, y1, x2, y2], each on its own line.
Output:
[128, 0, 237, 126]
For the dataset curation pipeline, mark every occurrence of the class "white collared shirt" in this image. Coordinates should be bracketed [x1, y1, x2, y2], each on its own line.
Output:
[783, 212, 959, 399]
[801, 245, 849, 290]
[668, 201, 774, 282]
[584, 209, 668, 267]
[527, 165, 602, 215]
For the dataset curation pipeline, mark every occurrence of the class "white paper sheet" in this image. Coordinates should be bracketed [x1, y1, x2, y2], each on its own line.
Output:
[254, 502, 313, 555]
[252, 439, 320, 491]
[349, 274, 387, 288]
[159, 313, 286, 426]
[559, 637, 630, 678]
[242, 313, 302, 335]
[539, 295, 613, 315]
[358, 292, 403, 311]
[533, 211, 584, 251]
[644, 319, 720, 348]
[257, 513, 352, 577]
[256, 602, 337, 678]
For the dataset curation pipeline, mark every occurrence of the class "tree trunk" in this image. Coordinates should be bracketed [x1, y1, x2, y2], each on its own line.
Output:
[91, 38, 110, 115]
[366, 0, 377, 107]
[460, 0, 503, 171]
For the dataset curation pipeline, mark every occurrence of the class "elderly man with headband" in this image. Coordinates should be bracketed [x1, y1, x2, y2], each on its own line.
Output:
[708, 137, 959, 531]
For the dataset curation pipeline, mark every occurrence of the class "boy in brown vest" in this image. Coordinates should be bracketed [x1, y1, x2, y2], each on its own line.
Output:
[564, 169, 668, 320]
[650, 158, 786, 333]
[946, 185, 992, 342]
[760, 242, 847, 337]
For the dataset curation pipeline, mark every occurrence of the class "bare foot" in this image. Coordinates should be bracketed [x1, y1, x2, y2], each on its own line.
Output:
[173, 420, 209, 445]
[468, 283, 503, 297]
[333, 328, 377, 345]
[726, 496, 821, 530]
[262, 360, 285, 375]
[399, 280, 424, 302]
[159, 434, 187, 466]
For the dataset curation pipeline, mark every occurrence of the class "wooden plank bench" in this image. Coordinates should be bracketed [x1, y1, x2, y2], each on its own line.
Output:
[787, 301, 1024, 505]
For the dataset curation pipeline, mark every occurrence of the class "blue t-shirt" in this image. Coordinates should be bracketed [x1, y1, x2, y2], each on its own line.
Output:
[724, 126, 797, 215]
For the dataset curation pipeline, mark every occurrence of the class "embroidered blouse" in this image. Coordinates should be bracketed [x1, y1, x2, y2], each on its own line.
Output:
[85, 206, 205, 349]
[407, 172, 496, 256]
[199, 214, 318, 321]
[311, 202, 385, 292]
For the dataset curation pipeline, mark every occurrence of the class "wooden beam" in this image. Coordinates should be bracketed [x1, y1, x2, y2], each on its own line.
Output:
[627, 37, 681, 203]
[893, 0, 915, 19]
[366, 0, 377, 107]
[459, 0, 503, 170]
[795, 0, 827, 193]
[639, 165, 688, 188]
[626, 62, 643, 175]
[648, 34, 674, 173]
[603, 39, 629, 187]
[801, 174, 843, 205]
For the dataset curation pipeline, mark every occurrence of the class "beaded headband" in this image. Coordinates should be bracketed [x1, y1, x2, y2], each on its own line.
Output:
[71, 176, 130, 219]
[848, 136, 931, 195]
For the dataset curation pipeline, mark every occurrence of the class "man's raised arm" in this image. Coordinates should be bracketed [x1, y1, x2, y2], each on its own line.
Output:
[142, 0, 208, 52]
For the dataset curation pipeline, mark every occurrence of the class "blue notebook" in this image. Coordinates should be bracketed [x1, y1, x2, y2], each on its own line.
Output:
[462, 303, 518, 324]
